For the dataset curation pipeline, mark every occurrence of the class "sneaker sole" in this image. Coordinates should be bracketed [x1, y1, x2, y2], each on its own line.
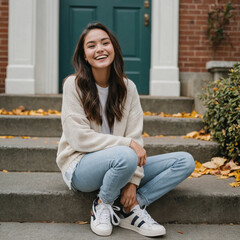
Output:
[90, 216, 113, 236]
[119, 221, 166, 237]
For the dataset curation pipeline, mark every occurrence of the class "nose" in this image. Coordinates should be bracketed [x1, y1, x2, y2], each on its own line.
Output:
[96, 43, 104, 52]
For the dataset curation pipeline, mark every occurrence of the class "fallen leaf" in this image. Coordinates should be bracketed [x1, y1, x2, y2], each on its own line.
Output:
[191, 172, 202, 178]
[229, 182, 240, 187]
[203, 161, 218, 169]
[225, 160, 240, 171]
[185, 131, 199, 138]
[143, 111, 202, 118]
[155, 135, 165, 138]
[212, 157, 227, 167]
[178, 231, 184, 234]
[142, 132, 150, 137]
[220, 170, 230, 176]
[2, 170, 8, 173]
[0, 106, 61, 116]
[75, 221, 88, 225]
[0, 136, 15, 139]
[217, 176, 229, 179]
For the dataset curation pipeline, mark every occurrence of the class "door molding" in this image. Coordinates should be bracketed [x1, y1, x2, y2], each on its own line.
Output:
[6, 0, 179, 95]
[150, 0, 180, 96]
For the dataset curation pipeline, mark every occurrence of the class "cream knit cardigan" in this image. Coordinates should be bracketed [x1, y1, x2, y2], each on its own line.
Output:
[56, 75, 144, 186]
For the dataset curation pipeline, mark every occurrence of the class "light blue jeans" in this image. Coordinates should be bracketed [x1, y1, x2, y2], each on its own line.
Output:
[72, 146, 195, 207]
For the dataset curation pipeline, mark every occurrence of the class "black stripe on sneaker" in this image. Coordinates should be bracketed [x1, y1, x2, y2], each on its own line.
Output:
[131, 215, 139, 225]
[91, 209, 96, 220]
[120, 208, 134, 218]
[138, 220, 145, 228]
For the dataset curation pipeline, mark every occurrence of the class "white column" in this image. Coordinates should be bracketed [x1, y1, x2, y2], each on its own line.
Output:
[6, 0, 36, 94]
[35, 0, 59, 94]
[150, 0, 180, 96]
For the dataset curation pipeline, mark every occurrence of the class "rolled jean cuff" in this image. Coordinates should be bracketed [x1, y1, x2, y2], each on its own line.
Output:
[98, 192, 119, 205]
[136, 192, 148, 208]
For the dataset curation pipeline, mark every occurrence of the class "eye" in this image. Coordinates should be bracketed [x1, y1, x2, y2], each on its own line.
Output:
[88, 45, 95, 48]
[103, 42, 110, 45]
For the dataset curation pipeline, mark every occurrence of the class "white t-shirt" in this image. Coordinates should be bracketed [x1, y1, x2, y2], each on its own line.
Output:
[96, 83, 112, 134]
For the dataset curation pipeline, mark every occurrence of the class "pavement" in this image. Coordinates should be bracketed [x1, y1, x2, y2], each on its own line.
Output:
[1, 222, 239, 240]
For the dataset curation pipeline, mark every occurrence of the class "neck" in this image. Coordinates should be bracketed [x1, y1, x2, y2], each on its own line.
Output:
[92, 67, 110, 88]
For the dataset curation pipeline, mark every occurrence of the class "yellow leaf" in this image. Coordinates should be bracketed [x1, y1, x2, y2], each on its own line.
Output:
[2, 170, 8, 173]
[217, 176, 229, 179]
[236, 174, 240, 182]
[186, 131, 199, 138]
[229, 182, 240, 187]
[142, 132, 150, 137]
[0, 136, 14, 139]
[75, 221, 88, 225]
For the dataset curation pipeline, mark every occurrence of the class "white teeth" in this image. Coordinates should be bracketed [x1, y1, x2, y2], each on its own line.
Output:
[96, 55, 107, 60]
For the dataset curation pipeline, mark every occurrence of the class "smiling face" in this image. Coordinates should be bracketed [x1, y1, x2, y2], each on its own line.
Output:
[84, 29, 115, 71]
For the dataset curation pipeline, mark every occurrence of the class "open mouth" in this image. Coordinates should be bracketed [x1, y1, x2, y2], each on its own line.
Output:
[95, 55, 108, 60]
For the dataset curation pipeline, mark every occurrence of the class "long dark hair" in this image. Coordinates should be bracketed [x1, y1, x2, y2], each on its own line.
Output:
[72, 22, 127, 129]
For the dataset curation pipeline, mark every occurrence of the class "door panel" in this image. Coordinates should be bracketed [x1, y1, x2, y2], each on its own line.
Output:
[59, 0, 151, 94]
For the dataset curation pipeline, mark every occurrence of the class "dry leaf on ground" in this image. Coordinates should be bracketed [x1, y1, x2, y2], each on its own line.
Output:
[190, 159, 240, 188]
[143, 110, 202, 118]
[182, 129, 211, 141]
[0, 106, 61, 116]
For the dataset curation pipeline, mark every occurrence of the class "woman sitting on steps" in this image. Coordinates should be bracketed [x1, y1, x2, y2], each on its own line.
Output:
[56, 22, 195, 237]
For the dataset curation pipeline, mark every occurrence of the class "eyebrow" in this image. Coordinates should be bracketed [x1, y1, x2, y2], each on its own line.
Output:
[86, 37, 110, 45]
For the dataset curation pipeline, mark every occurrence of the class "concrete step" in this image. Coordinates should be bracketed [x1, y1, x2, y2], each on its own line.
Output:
[0, 115, 204, 137]
[0, 137, 219, 172]
[1, 222, 239, 240]
[0, 173, 239, 224]
[0, 94, 194, 114]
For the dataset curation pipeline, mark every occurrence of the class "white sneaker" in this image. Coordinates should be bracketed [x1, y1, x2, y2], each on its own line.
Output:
[119, 205, 166, 237]
[90, 198, 120, 236]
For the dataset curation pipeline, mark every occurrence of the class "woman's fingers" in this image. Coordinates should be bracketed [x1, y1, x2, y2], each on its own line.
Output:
[138, 151, 147, 167]
[130, 140, 147, 167]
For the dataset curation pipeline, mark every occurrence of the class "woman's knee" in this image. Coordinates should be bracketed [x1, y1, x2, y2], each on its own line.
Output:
[112, 146, 138, 172]
[178, 151, 195, 175]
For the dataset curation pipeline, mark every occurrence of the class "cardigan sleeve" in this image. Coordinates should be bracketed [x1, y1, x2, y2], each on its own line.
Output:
[124, 82, 145, 186]
[61, 76, 132, 153]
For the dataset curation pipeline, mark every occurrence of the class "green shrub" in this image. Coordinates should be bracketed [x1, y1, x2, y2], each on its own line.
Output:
[201, 62, 240, 163]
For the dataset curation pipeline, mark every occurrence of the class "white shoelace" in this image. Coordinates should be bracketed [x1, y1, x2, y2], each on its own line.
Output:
[93, 202, 120, 226]
[136, 207, 157, 225]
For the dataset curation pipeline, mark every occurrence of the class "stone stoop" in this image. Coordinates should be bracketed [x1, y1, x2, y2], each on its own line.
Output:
[0, 94, 239, 237]
[1, 222, 240, 240]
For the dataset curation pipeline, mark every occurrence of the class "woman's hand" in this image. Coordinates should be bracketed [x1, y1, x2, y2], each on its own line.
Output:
[120, 183, 138, 210]
[130, 140, 147, 167]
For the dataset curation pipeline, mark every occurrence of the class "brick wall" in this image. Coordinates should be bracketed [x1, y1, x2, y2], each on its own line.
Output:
[179, 0, 240, 72]
[0, 0, 8, 93]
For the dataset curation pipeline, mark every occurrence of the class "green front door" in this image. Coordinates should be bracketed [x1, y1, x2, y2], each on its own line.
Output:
[59, 0, 151, 94]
